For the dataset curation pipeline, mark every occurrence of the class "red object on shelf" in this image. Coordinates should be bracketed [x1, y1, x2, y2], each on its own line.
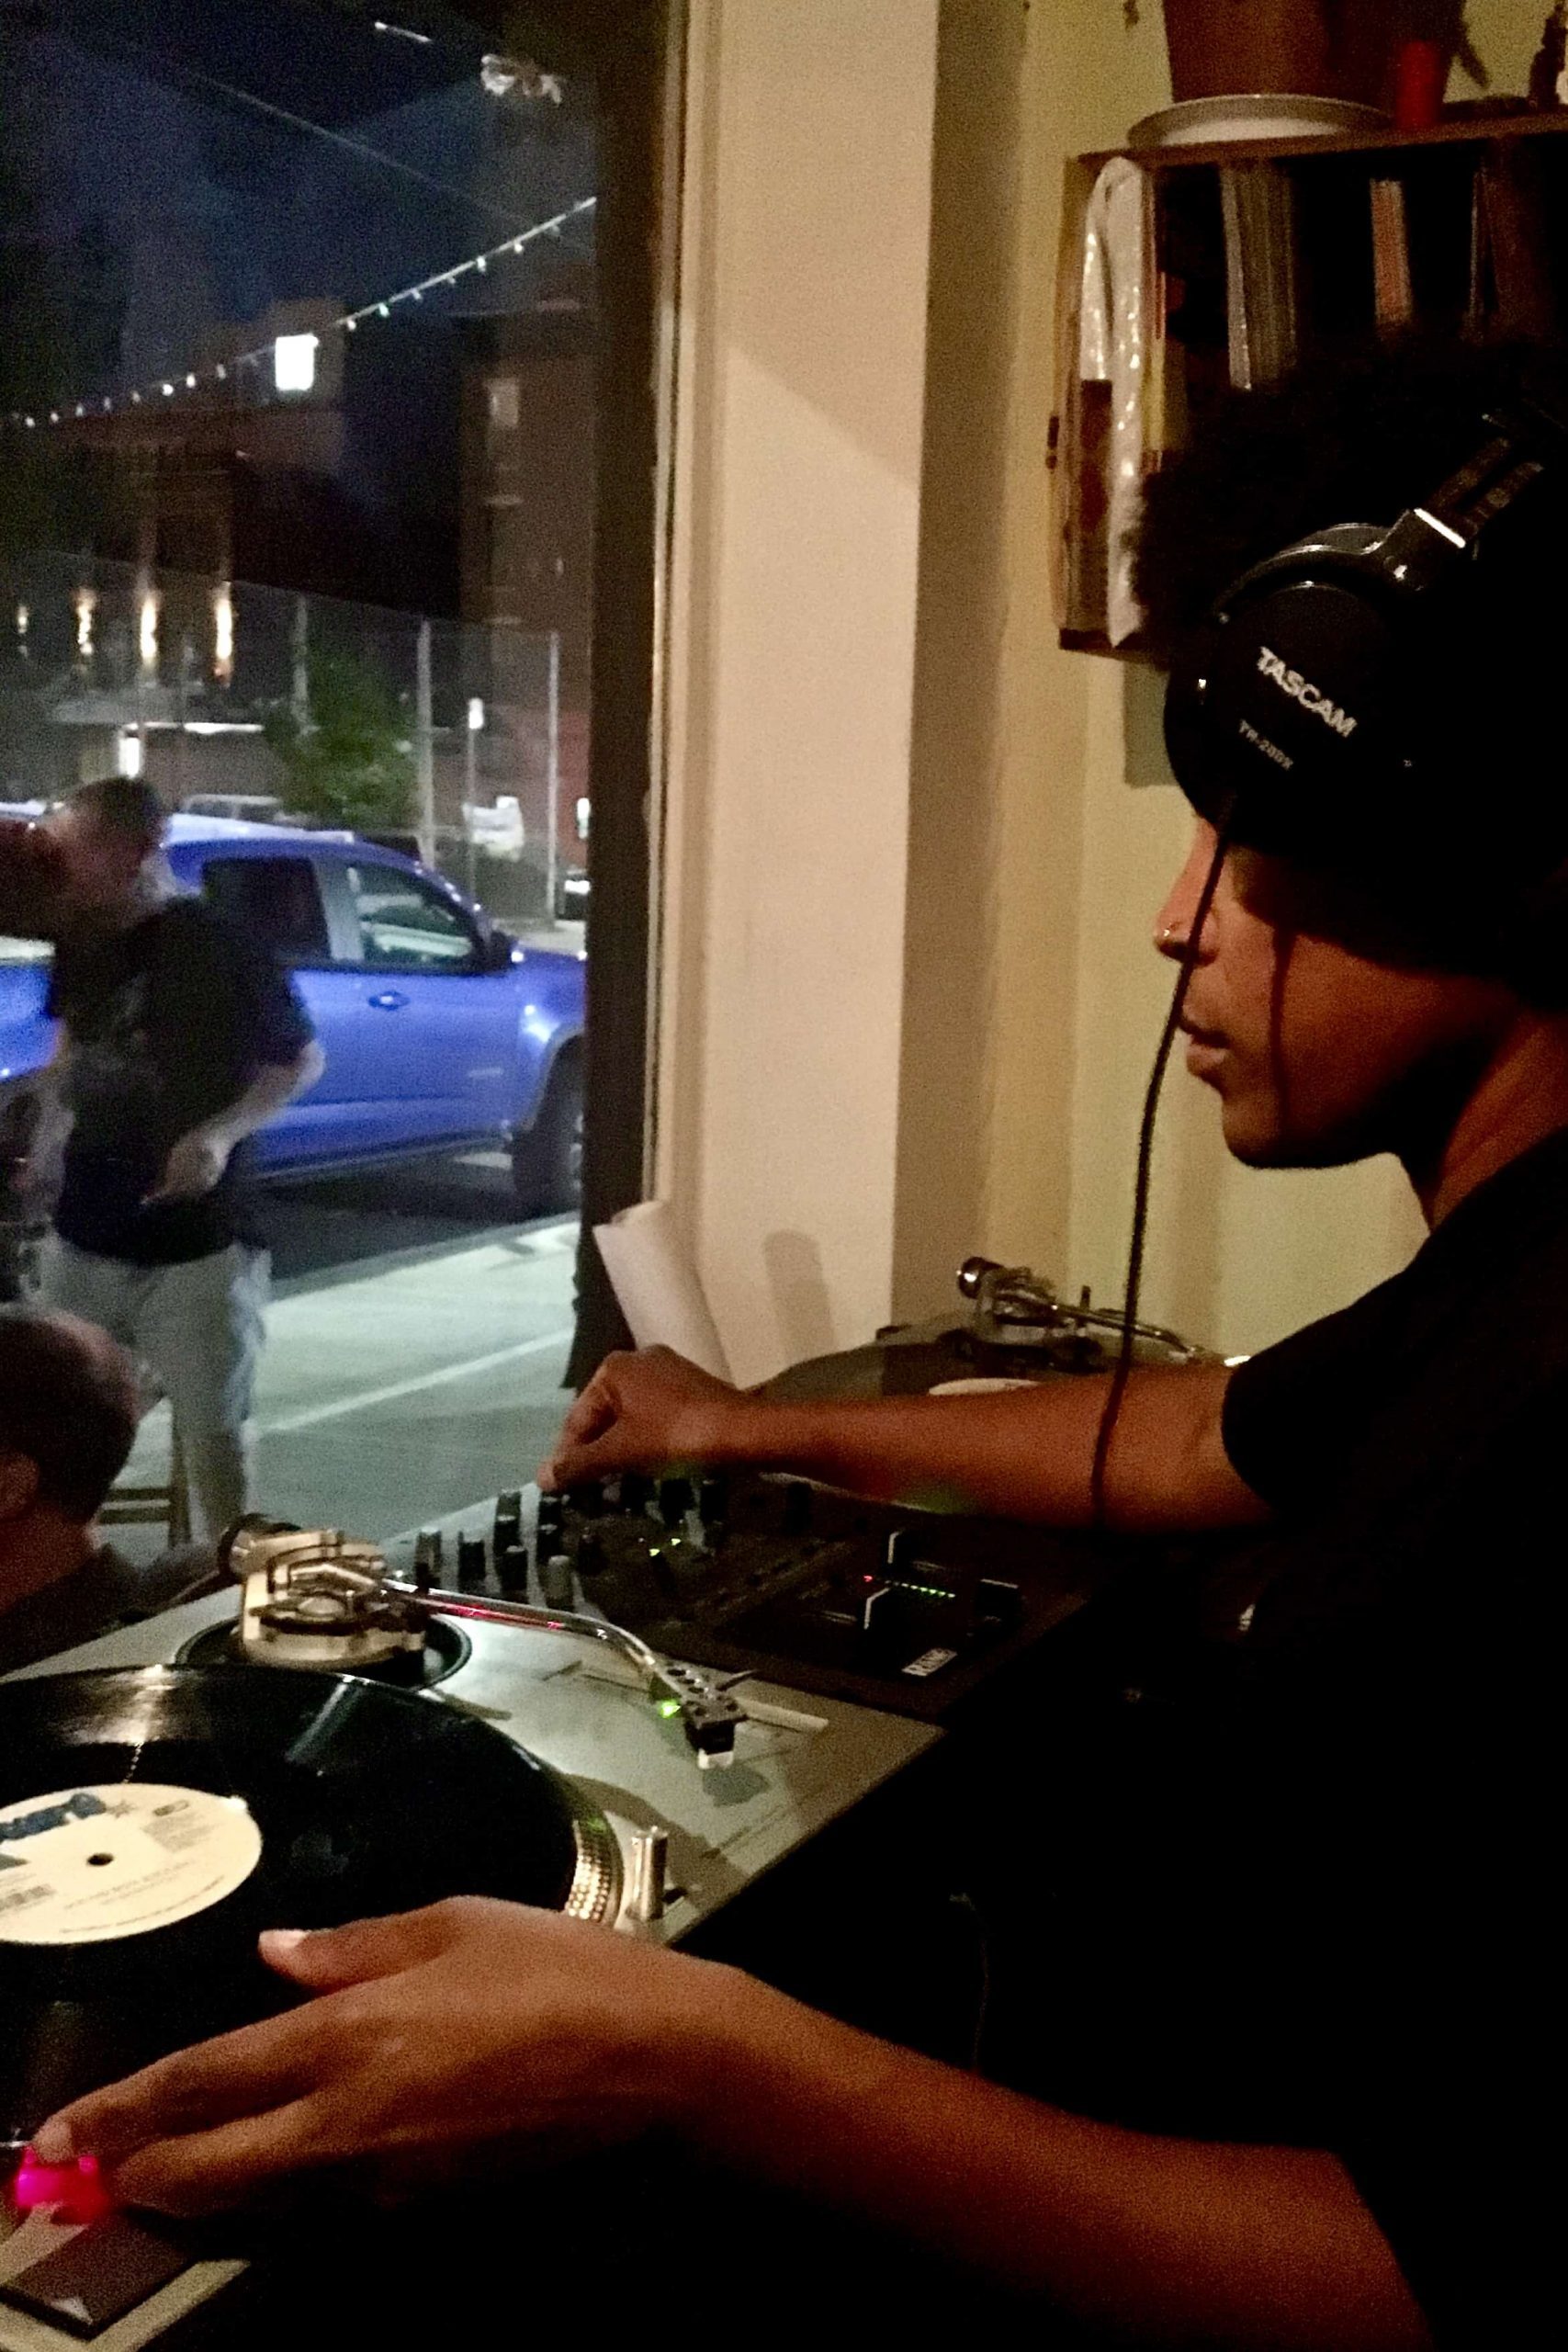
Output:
[1394, 39, 1447, 132]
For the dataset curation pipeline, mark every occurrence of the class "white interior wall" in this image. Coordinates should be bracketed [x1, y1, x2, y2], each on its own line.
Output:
[935, 0, 1452, 1360]
[1032, 6, 1526, 1352]
[1460, 2, 1542, 97]
[657, 0, 1532, 1384]
[655, 0, 940, 1385]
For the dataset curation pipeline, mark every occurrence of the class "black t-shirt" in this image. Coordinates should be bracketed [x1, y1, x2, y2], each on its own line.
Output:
[1021, 1131, 1568, 2349]
[48, 899, 313, 1264]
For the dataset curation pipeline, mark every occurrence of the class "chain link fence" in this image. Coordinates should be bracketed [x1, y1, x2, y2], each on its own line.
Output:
[0, 551, 585, 928]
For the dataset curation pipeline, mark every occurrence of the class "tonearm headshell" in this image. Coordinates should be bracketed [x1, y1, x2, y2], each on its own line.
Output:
[220, 1519, 744, 1768]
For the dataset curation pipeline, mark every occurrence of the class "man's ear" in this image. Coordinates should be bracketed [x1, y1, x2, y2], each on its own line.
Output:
[0, 1449, 40, 1520]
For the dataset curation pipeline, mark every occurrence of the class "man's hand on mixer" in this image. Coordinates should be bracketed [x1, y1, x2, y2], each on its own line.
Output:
[539, 1345, 750, 1487]
[542, 1346, 1268, 1532]
[28, 1899, 747, 2214]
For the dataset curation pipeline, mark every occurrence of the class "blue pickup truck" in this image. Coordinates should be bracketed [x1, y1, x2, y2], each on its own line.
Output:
[0, 814, 585, 1213]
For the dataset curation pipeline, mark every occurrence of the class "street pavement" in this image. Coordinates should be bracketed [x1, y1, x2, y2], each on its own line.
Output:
[117, 1155, 577, 1550]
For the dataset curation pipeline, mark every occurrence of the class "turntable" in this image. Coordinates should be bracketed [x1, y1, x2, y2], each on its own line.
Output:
[0, 1665, 619, 2128]
[0, 1255, 1201, 2345]
[0, 1657, 642, 2346]
[766, 1255, 1217, 1403]
[0, 1476, 935, 2352]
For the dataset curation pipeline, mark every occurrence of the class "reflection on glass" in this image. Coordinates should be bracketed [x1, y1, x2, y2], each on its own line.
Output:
[213, 584, 235, 684]
[1, 1, 597, 1546]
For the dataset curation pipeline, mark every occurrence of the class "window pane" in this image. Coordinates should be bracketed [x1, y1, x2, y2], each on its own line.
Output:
[0, 811, 49, 961]
[1, 6, 601, 1546]
[202, 855, 331, 966]
[347, 862, 476, 970]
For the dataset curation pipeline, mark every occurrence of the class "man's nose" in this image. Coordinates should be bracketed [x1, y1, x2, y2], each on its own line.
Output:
[1153, 869, 1220, 964]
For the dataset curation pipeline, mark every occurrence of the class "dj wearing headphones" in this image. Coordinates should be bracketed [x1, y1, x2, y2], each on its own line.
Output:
[36, 346, 1562, 2350]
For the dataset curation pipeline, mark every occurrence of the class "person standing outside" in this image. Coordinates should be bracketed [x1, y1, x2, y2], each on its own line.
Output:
[31, 778, 323, 1542]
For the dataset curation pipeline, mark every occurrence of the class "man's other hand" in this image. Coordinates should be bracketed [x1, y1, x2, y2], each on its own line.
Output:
[143, 1127, 231, 1204]
[539, 1345, 746, 1489]
[31, 1900, 736, 2216]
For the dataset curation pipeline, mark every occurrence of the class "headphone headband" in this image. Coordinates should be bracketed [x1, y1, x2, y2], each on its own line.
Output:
[1162, 402, 1566, 877]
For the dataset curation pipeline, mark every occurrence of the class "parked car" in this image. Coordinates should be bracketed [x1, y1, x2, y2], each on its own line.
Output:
[181, 794, 285, 825]
[0, 815, 585, 1215]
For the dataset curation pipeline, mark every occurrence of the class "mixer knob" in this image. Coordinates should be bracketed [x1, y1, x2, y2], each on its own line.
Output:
[781, 1480, 812, 1536]
[859, 1581, 894, 1640]
[492, 1489, 524, 1556]
[567, 1482, 604, 1520]
[646, 1544, 680, 1604]
[413, 1529, 442, 1592]
[499, 1544, 531, 1599]
[457, 1533, 488, 1593]
[698, 1474, 729, 1530]
[575, 1530, 606, 1577]
[540, 1553, 575, 1611]
[659, 1475, 694, 1528]
[536, 1492, 565, 1549]
[619, 1472, 652, 1517]
[885, 1528, 914, 1576]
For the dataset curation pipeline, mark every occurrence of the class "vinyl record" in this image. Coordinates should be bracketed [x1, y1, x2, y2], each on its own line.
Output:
[0, 1667, 607, 2139]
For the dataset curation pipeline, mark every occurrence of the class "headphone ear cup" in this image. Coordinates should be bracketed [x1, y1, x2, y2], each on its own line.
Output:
[1162, 531, 1390, 847]
[1163, 616, 1234, 830]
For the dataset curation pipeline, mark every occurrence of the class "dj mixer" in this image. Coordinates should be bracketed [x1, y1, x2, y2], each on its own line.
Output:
[379, 1468, 1104, 1722]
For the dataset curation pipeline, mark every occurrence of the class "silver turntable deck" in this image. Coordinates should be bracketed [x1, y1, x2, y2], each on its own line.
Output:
[3, 1580, 937, 1951]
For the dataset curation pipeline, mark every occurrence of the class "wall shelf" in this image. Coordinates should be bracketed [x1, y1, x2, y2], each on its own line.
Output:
[1053, 110, 1568, 660]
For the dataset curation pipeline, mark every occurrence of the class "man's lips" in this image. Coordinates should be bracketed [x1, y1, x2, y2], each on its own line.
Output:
[1179, 1018, 1229, 1078]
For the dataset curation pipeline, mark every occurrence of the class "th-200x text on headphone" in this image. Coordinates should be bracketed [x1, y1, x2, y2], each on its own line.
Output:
[1162, 403, 1567, 876]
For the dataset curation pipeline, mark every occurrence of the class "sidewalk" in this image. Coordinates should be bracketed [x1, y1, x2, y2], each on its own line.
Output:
[118, 1216, 578, 1549]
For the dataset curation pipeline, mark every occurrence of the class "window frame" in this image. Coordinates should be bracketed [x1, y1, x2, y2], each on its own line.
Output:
[197, 852, 337, 973]
[424, 0, 671, 1375]
[7, 0, 671, 1376]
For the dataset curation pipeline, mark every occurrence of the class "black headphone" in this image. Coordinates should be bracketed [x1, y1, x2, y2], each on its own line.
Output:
[1163, 405, 1565, 878]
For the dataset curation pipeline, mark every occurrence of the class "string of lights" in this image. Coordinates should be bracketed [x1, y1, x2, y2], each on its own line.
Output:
[3, 191, 596, 435]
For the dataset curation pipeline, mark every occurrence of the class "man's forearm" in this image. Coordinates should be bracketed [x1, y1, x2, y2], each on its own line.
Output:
[201, 1044, 324, 1148]
[710, 1363, 1266, 1531]
[687, 1981, 1428, 2351]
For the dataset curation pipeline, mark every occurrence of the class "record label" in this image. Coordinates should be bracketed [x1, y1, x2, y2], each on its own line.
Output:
[0, 1785, 263, 1947]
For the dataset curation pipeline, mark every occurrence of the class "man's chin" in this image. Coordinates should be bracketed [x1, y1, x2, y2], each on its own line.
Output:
[1219, 1110, 1367, 1173]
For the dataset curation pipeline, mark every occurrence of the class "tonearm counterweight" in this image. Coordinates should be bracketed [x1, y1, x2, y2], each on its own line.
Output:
[956, 1257, 1211, 1368]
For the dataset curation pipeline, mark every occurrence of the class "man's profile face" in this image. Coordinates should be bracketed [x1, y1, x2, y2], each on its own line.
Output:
[1155, 823, 1516, 1170]
[45, 808, 152, 919]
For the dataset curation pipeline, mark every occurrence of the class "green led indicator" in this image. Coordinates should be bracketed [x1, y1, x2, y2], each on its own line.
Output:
[657, 1698, 682, 1718]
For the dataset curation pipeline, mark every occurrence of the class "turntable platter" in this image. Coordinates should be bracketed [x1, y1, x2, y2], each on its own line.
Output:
[0, 1667, 613, 2139]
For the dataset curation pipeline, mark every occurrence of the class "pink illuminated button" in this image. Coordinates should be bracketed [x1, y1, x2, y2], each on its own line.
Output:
[11, 2148, 114, 2224]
